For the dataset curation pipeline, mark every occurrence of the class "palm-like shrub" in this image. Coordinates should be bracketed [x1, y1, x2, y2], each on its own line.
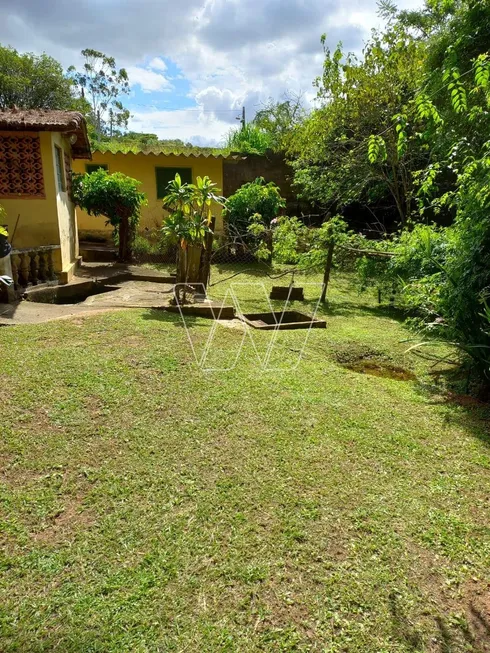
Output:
[162, 174, 223, 303]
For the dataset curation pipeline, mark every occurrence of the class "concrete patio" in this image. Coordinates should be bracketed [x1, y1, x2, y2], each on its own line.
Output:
[0, 263, 234, 325]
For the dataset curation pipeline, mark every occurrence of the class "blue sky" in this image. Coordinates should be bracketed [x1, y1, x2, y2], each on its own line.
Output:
[128, 59, 196, 112]
[126, 57, 243, 144]
[0, 0, 424, 145]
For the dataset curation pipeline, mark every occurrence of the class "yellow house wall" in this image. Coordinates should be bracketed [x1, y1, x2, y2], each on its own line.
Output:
[1, 132, 59, 251]
[0, 132, 80, 279]
[72, 151, 225, 241]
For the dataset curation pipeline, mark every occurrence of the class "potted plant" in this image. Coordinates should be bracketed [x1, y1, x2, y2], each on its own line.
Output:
[162, 174, 223, 305]
[0, 205, 11, 260]
[0, 225, 10, 260]
[0, 206, 13, 301]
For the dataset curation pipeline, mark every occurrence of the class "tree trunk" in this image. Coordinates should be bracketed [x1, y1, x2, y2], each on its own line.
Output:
[198, 217, 215, 293]
[387, 163, 407, 227]
[320, 241, 335, 303]
[118, 216, 131, 262]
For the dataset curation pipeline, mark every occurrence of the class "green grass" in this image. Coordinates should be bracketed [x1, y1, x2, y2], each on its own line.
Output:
[1, 268, 490, 652]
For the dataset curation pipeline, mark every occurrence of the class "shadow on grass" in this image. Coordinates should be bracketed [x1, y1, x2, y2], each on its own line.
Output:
[415, 373, 490, 448]
[467, 602, 490, 651]
[323, 299, 408, 323]
[390, 590, 490, 652]
[389, 591, 424, 651]
[434, 603, 490, 653]
[209, 262, 273, 281]
[141, 308, 201, 329]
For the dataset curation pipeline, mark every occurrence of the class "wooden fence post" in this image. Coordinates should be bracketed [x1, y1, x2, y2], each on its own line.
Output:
[320, 241, 335, 303]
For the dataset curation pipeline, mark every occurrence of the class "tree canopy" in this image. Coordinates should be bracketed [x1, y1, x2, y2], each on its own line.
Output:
[0, 44, 78, 111]
[271, 0, 490, 384]
[68, 49, 130, 137]
[225, 96, 305, 155]
[289, 21, 427, 226]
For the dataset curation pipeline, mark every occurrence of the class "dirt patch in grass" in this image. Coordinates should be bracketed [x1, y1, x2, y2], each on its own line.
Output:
[446, 391, 490, 409]
[33, 495, 95, 545]
[217, 319, 246, 331]
[464, 580, 490, 651]
[0, 462, 44, 488]
[346, 359, 416, 381]
[404, 541, 490, 651]
[333, 343, 416, 381]
[83, 394, 109, 419]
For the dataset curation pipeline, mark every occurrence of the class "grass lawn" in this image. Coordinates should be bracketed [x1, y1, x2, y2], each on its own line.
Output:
[1, 267, 490, 652]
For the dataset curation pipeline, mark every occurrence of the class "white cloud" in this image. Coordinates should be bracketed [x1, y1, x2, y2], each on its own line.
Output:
[128, 108, 229, 146]
[194, 87, 246, 123]
[126, 66, 172, 93]
[148, 57, 167, 72]
[0, 0, 425, 144]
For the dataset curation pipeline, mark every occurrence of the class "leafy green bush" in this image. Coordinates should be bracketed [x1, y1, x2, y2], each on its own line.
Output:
[132, 231, 176, 262]
[0, 204, 7, 238]
[73, 169, 146, 261]
[390, 224, 447, 281]
[223, 178, 285, 235]
[353, 225, 448, 302]
[271, 216, 311, 264]
[0, 204, 10, 259]
[132, 234, 153, 256]
[434, 169, 490, 379]
[226, 124, 272, 155]
[262, 215, 349, 269]
[346, 216, 490, 382]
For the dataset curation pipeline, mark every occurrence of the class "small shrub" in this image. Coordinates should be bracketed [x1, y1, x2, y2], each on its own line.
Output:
[272, 216, 310, 264]
[267, 215, 349, 269]
[226, 124, 272, 154]
[73, 169, 147, 262]
[223, 177, 285, 235]
[0, 204, 11, 258]
[133, 234, 153, 256]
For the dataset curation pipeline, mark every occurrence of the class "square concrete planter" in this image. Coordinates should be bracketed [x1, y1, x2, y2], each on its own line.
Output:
[239, 311, 326, 330]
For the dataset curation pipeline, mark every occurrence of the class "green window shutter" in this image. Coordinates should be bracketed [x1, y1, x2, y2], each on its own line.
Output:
[156, 167, 192, 199]
[86, 163, 108, 174]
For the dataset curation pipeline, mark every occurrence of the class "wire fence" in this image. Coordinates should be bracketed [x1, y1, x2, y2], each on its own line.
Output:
[132, 225, 263, 267]
[211, 225, 262, 265]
